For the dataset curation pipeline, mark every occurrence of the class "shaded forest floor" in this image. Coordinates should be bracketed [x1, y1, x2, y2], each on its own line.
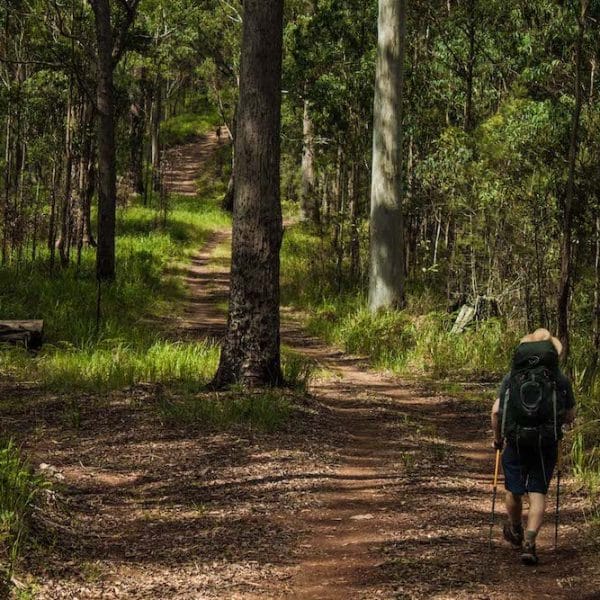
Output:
[3, 135, 599, 599]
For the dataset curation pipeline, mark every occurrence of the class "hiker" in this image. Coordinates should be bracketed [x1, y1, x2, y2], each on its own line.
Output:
[490, 328, 576, 565]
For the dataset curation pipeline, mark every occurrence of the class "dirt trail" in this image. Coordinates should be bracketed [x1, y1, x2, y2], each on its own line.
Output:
[7, 137, 598, 599]
[163, 131, 228, 196]
[188, 228, 600, 600]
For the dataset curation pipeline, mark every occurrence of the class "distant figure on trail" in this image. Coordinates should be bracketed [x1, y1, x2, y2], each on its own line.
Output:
[491, 328, 576, 565]
[216, 126, 222, 139]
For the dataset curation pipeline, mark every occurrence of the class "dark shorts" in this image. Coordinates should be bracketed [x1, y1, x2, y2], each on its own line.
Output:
[502, 443, 558, 495]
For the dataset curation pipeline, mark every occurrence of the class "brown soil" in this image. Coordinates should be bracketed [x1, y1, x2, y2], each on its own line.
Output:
[3, 136, 599, 599]
[163, 131, 228, 196]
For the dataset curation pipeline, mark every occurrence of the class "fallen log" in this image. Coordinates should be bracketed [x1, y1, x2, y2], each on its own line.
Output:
[0, 320, 44, 350]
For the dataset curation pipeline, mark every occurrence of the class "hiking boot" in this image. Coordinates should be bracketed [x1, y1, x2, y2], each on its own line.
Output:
[503, 521, 524, 548]
[521, 541, 539, 565]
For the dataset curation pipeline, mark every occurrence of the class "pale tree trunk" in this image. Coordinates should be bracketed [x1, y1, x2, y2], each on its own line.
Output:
[368, 0, 407, 311]
[300, 97, 318, 224]
[151, 76, 162, 193]
[221, 107, 237, 212]
[130, 68, 146, 195]
[212, 0, 284, 388]
[92, 0, 117, 281]
[557, 0, 588, 361]
[80, 100, 97, 247]
[57, 84, 74, 267]
[349, 162, 360, 281]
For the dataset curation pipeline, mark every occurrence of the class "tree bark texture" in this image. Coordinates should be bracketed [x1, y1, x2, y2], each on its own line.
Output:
[300, 98, 319, 224]
[557, 0, 588, 361]
[92, 0, 117, 281]
[151, 77, 162, 192]
[368, 0, 407, 312]
[213, 0, 284, 388]
[130, 81, 145, 195]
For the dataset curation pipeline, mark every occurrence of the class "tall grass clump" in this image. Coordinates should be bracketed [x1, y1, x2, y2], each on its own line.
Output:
[0, 441, 46, 581]
[0, 196, 230, 391]
[281, 223, 517, 380]
[281, 346, 315, 391]
[571, 371, 600, 513]
[157, 390, 292, 432]
[401, 314, 518, 379]
[33, 340, 220, 393]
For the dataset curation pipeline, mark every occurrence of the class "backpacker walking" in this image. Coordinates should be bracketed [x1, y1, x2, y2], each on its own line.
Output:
[490, 328, 576, 565]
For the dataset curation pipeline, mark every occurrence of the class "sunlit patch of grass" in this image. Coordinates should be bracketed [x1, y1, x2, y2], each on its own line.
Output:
[0, 441, 47, 581]
[161, 111, 221, 147]
[280, 223, 517, 380]
[156, 389, 293, 432]
[0, 197, 230, 391]
[26, 340, 220, 393]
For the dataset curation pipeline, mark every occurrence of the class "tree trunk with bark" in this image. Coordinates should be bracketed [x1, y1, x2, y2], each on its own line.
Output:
[151, 77, 162, 193]
[221, 108, 237, 212]
[212, 0, 285, 388]
[557, 0, 588, 361]
[300, 98, 319, 224]
[56, 86, 74, 267]
[368, 0, 407, 312]
[130, 70, 146, 195]
[92, 0, 117, 281]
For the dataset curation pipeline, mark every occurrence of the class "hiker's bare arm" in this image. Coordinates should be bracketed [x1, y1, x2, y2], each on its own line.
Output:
[491, 398, 502, 445]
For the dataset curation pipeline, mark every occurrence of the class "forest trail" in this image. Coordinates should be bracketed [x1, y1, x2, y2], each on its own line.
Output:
[163, 130, 228, 196]
[13, 143, 597, 600]
[176, 227, 599, 600]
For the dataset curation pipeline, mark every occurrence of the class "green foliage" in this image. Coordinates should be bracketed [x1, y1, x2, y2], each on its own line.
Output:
[0, 441, 46, 580]
[0, 197, 230, 391]
[161, 110, 221, 147]
[157, 390, 292, 432]
[281, 346, 315, 391]
[281, 224, 519, 379]
[24, 340, 219, 393]
[572, 375, 600, 511]
[339, 308, 415, 366]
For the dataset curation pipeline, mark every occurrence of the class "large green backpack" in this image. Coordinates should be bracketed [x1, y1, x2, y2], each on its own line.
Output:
[501, 340, 565, 449]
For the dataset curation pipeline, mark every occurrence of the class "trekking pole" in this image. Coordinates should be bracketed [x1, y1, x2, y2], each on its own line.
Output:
[554, 440, 563, 552]
[488, 448, 502, 550]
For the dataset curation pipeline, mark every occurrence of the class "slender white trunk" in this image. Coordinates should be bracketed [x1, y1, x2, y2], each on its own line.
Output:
[300, 98, 317, 223]
[368, 0, 407, 311]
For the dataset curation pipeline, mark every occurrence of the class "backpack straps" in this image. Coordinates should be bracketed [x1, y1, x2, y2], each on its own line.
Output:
[501, 387, 510, 439]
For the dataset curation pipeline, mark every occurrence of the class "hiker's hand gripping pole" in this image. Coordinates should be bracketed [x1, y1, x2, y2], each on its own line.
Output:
[488, 448, 502, 550]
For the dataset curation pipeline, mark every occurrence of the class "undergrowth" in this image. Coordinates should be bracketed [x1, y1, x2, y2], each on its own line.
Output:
[157, 389, 293, 432]
[0, 440, 46, 583]
[281, 225, 517, 380]
[152, 348, 314, 431]
[0, 195, 230, 391]
[281, 222, 600, 502]
[161, 110, 222, 147]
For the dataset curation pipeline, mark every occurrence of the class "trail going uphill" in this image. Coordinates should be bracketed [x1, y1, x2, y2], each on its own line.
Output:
[14, 139, 598, 599]
[183, 227, 599, 600]
[163, 130, 228, 196]
[164, 137, 599, 598]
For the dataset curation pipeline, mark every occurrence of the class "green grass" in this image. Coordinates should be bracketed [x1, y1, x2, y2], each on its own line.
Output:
[154, 349, 316, 431]
[161, 111, 222, 147]
[281, 225, 517, 380]
[0, 440, 46, 581]
[280, 222, 600, 502]
[157, 389, 293, 432]
[0, 195, 230, 391]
